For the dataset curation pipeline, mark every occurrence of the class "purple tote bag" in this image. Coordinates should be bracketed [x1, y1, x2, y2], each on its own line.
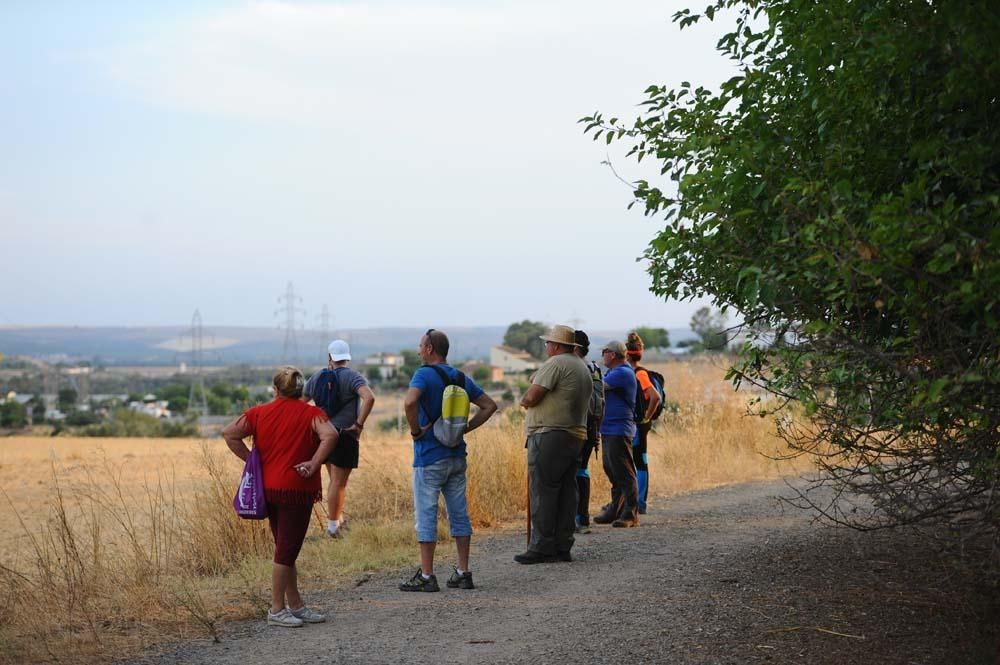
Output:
[233, 447, 267, 520]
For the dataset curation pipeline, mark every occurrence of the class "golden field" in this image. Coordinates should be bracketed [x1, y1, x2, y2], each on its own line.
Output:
[0, 357, 810, 664]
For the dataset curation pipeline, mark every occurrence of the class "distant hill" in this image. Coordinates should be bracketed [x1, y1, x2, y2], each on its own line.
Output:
[0, 325, 696, 367]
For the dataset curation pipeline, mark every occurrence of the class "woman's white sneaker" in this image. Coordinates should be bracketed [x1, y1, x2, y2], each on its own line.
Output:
[289, 606, 327, 623]
[267, 608, 304, 627]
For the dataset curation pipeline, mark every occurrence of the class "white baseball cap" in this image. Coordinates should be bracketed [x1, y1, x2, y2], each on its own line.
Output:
[327, 339, 351, 361]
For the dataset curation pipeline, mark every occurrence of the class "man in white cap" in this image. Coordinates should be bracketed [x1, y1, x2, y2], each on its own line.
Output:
[515, 324, 593, 564]
[303, 339, 376, 538]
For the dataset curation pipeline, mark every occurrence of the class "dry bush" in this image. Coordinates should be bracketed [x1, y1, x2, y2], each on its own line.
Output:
[466, 419, 529, 526]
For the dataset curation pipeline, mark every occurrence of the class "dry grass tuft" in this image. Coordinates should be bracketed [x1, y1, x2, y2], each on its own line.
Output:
[0, 358, 811, 664]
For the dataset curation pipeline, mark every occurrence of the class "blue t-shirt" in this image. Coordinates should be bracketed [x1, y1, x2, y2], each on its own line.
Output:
[601, 364, 637, 439]
[409, 364, 486, 467]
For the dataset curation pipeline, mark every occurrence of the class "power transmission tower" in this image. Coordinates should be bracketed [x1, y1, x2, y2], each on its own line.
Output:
[317, 303, 331, 363]
[276, 281, 305, 364]
[187, 309, 209, 415]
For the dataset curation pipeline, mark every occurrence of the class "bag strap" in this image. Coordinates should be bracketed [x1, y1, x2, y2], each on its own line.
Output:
[426, 363, 452, 386]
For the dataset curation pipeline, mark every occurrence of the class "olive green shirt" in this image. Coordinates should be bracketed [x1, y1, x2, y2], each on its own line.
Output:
[524, 352, 592, 439]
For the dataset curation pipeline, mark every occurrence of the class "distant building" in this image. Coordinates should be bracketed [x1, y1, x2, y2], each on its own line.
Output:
[129, 395, 171, 419]
[363, 352, 405, 380]
[489, 346, 538, 374]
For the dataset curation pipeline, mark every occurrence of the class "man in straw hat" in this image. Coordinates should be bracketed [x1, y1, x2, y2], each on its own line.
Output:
[515, 324, 593, 564]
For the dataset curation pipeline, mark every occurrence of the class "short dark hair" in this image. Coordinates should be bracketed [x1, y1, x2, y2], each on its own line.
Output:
[425, 328, 450, 359]
[574, 329, 590, 355]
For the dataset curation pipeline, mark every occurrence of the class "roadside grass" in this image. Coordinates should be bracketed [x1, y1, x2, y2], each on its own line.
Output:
[0, 357, 810, 664]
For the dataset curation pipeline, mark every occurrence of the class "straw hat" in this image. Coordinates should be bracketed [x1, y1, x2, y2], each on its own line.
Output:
[538, 324, 579, 347]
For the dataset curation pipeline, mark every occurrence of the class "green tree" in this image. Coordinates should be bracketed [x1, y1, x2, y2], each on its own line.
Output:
[689, 307, 728, 352]
[633, 326, 671, 350]
[583, 1, 1000, 543]
[400, 349, 421, 373]
[503, 320, 547, 359]
[28, 395, 46, 422]
[0, 401, 27, 428]
[472, 365, 491, 382]
[57, 388, 77, 412]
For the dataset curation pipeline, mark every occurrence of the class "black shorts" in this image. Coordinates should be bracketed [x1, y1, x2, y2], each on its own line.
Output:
[326, 429, 359, 469]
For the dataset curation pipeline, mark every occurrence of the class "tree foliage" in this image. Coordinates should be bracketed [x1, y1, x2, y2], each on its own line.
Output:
[689, 307, 728, 351]
[634, 326, 671, 350]
[0, 401, 27, 428]
[504, 320, 548, 359]
[583, 1, 1000, 544]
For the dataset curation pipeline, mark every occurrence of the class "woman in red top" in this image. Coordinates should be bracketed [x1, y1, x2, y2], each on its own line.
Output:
[223, 366, 338, 628]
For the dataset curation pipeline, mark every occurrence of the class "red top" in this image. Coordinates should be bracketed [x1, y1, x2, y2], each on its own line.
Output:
[242, 397, 328, 505]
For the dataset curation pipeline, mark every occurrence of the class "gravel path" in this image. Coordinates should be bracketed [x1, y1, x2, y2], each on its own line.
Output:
[130, 479, 996, 665]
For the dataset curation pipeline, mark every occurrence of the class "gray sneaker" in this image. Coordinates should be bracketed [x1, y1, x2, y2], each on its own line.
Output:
[289, 606, 327, 623]
[267, 608, 304, 627]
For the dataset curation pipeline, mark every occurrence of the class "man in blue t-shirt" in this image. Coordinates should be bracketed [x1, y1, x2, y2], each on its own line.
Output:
[399, 328, 497, 592]
[594, 339, 640, 528]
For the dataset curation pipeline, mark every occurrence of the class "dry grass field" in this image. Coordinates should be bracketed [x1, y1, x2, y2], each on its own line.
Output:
[0, 357, 811, 664]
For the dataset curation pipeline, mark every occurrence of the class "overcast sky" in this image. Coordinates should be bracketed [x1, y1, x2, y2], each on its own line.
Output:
[1, 1, 735, 332]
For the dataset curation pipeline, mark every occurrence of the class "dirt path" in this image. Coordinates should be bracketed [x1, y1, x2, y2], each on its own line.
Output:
[130, 480, 996, 664]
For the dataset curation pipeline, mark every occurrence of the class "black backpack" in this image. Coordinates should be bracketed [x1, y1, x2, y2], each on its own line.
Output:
[633, 366, 666, 422]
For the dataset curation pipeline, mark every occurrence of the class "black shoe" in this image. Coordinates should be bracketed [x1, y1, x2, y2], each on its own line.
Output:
[637, 505, 647, 515]
[399, 569, 440, 592]
[555, 551, 573, 562]
[612, 512, 639, 528]
[514, 550, 551, 565]
[446, 567, 475, 589]
[593, 507, 617, 525]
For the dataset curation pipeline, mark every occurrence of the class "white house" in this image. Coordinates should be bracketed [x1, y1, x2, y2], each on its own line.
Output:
[363, 352, 405, 380]
[489, 346, 538, 374]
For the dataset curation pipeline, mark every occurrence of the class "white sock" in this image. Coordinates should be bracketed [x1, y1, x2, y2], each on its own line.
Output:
[455, 568, 465, 575]
[328, 519, 340, 531]
[421, 572, 432, 579]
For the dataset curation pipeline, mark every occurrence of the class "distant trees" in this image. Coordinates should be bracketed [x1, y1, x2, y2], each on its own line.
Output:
[57, 388, 77, 412]
[0, 401, 27, 428]
[633, 326, 670, 350]
[689, 307, 728, 352]
[504, 320, 547, 359]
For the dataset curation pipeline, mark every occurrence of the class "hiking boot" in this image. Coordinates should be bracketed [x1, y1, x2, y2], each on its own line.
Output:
[399, 569, 440, 592]
[446, 567, 475, 589]
[513, 550, 551, 565]
[593, 505, 618, 525]
[574, 523, 592, 534]
[326, 528, 343, 539]
[554, 551, 573, 562]
[289, 605, 326, 623]
[612, 512, 639, 528]
[267, 608, 304, 627]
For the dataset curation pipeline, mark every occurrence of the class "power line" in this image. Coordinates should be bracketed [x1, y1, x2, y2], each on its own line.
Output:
[276, 282, 304, 364]
[187, 308, 209, 415]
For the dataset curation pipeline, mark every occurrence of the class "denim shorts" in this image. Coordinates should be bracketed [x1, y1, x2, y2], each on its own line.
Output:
[412, 457, 473, 543]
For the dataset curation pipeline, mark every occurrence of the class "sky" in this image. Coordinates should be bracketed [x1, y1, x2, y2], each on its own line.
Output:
[1, 0, 736, 332]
